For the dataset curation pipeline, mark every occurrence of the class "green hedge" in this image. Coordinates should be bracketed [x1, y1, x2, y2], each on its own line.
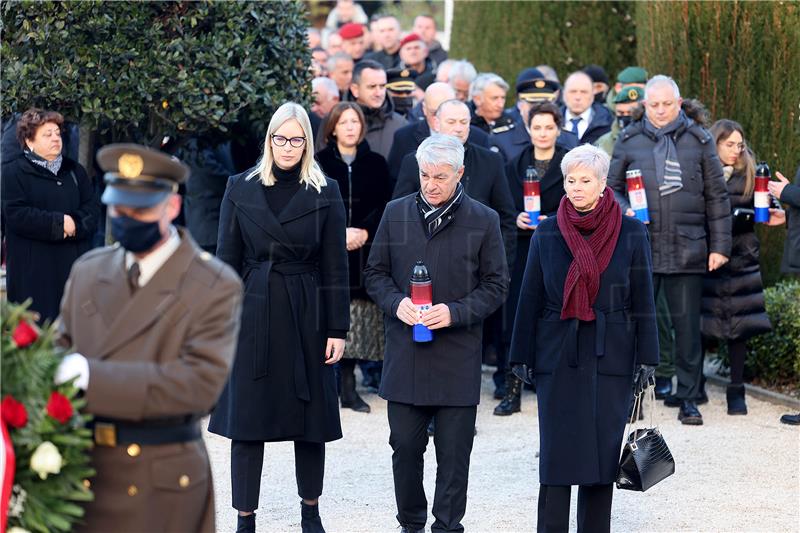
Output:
[635, 1, 800, 287]
[450, 1, 637, 87]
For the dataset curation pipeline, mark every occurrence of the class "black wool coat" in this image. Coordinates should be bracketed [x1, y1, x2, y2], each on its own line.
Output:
[501, 147, 568, 342]
[364, 193, 509, 406]
[607, 116, 732, 274]
[316, 140, 392, 300]
[392, 143, 517, 270]
[1, 155, 99, 323]
[509, 216, 659, 485]
[780, 165, 800, 274]
[701, 171, 771, 341]
[385, 120, 490, 184]
[208, 171, 350, 442]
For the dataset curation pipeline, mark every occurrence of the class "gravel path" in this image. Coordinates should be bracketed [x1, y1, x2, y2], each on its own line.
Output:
[205, 369, 800, 532]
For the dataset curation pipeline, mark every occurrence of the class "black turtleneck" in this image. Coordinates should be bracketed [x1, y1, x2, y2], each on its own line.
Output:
[265, 162, 302, 215]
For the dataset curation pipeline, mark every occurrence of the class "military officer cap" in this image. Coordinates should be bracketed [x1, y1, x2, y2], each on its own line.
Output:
[616, 66, 648, 85]
[614, 85, 645, 104]
[386, 68, 418, 93]
[98, 143, 189, 208]
[515, 68, 559, 103]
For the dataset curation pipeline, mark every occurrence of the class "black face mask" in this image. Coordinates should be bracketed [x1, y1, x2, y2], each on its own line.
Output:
[391, 96, 414, 116]
[617, 115, 633, 130]
[111, 215, 163, 253]
[594, 92, 607, 104]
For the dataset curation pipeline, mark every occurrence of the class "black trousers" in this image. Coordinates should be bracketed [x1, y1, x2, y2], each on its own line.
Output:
[387, 401, 477, 533]
[537, 484, 613, 533]
[231, 440, 325, 512]
[652, 274, 704, 400]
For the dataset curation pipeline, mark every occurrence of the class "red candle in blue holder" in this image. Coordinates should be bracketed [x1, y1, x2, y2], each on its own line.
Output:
[410, 261, 433, 343]
[754, 162, 771, 223]
[626, 169, 649, 223]
[523, 166, 541, 227]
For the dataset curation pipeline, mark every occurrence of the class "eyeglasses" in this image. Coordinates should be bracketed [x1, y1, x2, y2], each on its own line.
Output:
[271, 135, 306, 148]
[722, 141, 746, 152]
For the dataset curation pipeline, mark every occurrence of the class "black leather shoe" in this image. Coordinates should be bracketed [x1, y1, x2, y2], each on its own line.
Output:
[400, 527, 425, 533]
[780, 413, 800, 425]
[654, 377, 672, 399]
[340, 367, 370, 413]
[301, 502, 325, 533]
[726, 384, 747, 415]
[494, 372, 522, 416]
[236, 513, 255, 533]
[678, 401, 703, 425]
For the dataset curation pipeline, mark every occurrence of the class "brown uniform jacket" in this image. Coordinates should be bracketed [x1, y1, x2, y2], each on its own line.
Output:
[57, 228, 242, 533]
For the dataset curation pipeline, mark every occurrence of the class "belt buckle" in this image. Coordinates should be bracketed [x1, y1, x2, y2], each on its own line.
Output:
[94, 422, 117, 447]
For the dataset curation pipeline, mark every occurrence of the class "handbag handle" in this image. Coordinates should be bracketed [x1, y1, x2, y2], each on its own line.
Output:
[623, 385, 658, 447]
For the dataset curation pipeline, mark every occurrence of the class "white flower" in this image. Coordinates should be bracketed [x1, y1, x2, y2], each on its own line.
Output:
[8, 527, 32, 533]
[29, 441, 63, 480]
[9, 484, 27, 518]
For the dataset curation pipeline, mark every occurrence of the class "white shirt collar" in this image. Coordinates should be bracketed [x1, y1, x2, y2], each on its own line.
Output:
[125, 226, 181, 287]
[566, 106, 593, 124]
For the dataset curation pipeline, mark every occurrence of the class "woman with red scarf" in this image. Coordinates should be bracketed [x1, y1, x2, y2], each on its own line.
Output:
[509, 144, 659, 531]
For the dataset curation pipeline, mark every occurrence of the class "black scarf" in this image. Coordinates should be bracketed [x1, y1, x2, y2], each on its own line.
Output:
[415, 182, 464, 238]
[24, 148, 62, 175]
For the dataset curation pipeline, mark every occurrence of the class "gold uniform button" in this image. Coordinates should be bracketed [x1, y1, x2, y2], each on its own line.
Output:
[179, 475, 190, 488]
[127, 485, 138, 497]
[127, 444, 141, 457]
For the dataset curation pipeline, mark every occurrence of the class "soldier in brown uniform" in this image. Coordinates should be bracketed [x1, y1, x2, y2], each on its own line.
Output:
[54, 143, 243, 532]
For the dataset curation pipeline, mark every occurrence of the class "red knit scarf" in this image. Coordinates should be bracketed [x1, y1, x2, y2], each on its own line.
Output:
[556, 186, 622, 321]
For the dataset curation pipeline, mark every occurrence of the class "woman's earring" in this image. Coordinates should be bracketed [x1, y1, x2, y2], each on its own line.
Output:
[600, 192, 605, 197]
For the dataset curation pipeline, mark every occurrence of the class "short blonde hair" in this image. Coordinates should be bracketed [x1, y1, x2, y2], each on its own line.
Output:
[246, 102, 327, 192]
[560, 144, 610, 181]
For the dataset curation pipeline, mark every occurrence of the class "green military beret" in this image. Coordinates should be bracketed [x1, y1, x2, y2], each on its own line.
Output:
[616, 66, 648, 85]
[614, 85, 645, 104]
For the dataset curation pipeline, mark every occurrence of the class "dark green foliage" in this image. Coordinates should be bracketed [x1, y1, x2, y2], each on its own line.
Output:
[450, 1, 637, 87]
[1, 1, 311, 144]
[635, 1, 800, 286]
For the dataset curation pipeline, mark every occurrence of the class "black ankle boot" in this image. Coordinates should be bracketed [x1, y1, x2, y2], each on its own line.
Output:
[301, 501, 325, 533]
[494, 372, 522, 416]
[340, 364, 370, 413]
[726, 384, 747, 415]
[236, 513, 255, 533]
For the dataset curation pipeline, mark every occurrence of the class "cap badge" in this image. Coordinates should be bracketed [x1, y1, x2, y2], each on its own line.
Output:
[118, 154, 144, 178]
[628, 88, 639, 101]
[535, 80, 545, 88]
[401, 69, 409, 77]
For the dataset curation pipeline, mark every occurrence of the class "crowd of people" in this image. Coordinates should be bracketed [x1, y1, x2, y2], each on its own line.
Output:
[2, 1, 799, 532]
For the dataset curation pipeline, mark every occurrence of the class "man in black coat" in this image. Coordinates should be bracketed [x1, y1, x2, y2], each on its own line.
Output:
[393, 99, 517, 271]
[561, 70, 613, 145]
[386, 82, 489, 185]
[769, 165, 800, 274]
[365, 134, 508, 533]
[608, 75, 731, 425]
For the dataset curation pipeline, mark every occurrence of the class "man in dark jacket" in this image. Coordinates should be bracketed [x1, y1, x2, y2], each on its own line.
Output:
[365, 134, 508, 533]
[561, 70, 613, 145]
[769, 165, 800, 274]
[364, 15, 401, 69]
[608, 75, 731, 425]
[393, 99, 517, 271]
[387, 82, 489, 184]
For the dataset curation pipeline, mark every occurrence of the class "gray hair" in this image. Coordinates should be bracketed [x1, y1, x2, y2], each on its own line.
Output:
[416, 133, 465, 172]
[469, 73, 509, 101]
[326, 51, 353, 73]
[435, 98, 468, 119]
[645, 74, 681, 99]
[312, 77, 339, 98]
[560, 144, 610, 181]
[448, 60, 477, 85]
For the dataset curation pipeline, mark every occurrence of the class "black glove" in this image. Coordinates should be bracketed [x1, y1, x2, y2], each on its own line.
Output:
[632, 365, 656, 396]
[511, 363, 533, 385]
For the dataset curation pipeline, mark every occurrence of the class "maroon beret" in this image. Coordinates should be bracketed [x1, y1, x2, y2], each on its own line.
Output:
[399, 33, 423, 48]
[339, 22, 364, 40]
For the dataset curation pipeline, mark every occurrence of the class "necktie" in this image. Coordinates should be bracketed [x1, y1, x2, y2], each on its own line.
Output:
[128, 262, 140, 292]
[570, 117, 581, 136]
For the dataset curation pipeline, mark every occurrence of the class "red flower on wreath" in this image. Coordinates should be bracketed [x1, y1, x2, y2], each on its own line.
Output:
[1, 395, 28, 428]
[46, 391, 74, 424]
[12, 320, 38, 348]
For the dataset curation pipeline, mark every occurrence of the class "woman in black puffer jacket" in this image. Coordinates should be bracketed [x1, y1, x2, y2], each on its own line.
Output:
[701, 119, 783, 415]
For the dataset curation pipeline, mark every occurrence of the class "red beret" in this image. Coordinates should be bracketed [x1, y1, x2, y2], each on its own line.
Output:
[339, 23, 364, 40]
[400, 33, 423, 48]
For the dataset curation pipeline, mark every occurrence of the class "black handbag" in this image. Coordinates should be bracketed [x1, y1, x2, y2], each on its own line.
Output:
[616, 386, 675, 491]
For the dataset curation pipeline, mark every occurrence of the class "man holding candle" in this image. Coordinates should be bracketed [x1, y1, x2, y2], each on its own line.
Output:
[364, 134, 508, 533]
[607, 75, 731, 425]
